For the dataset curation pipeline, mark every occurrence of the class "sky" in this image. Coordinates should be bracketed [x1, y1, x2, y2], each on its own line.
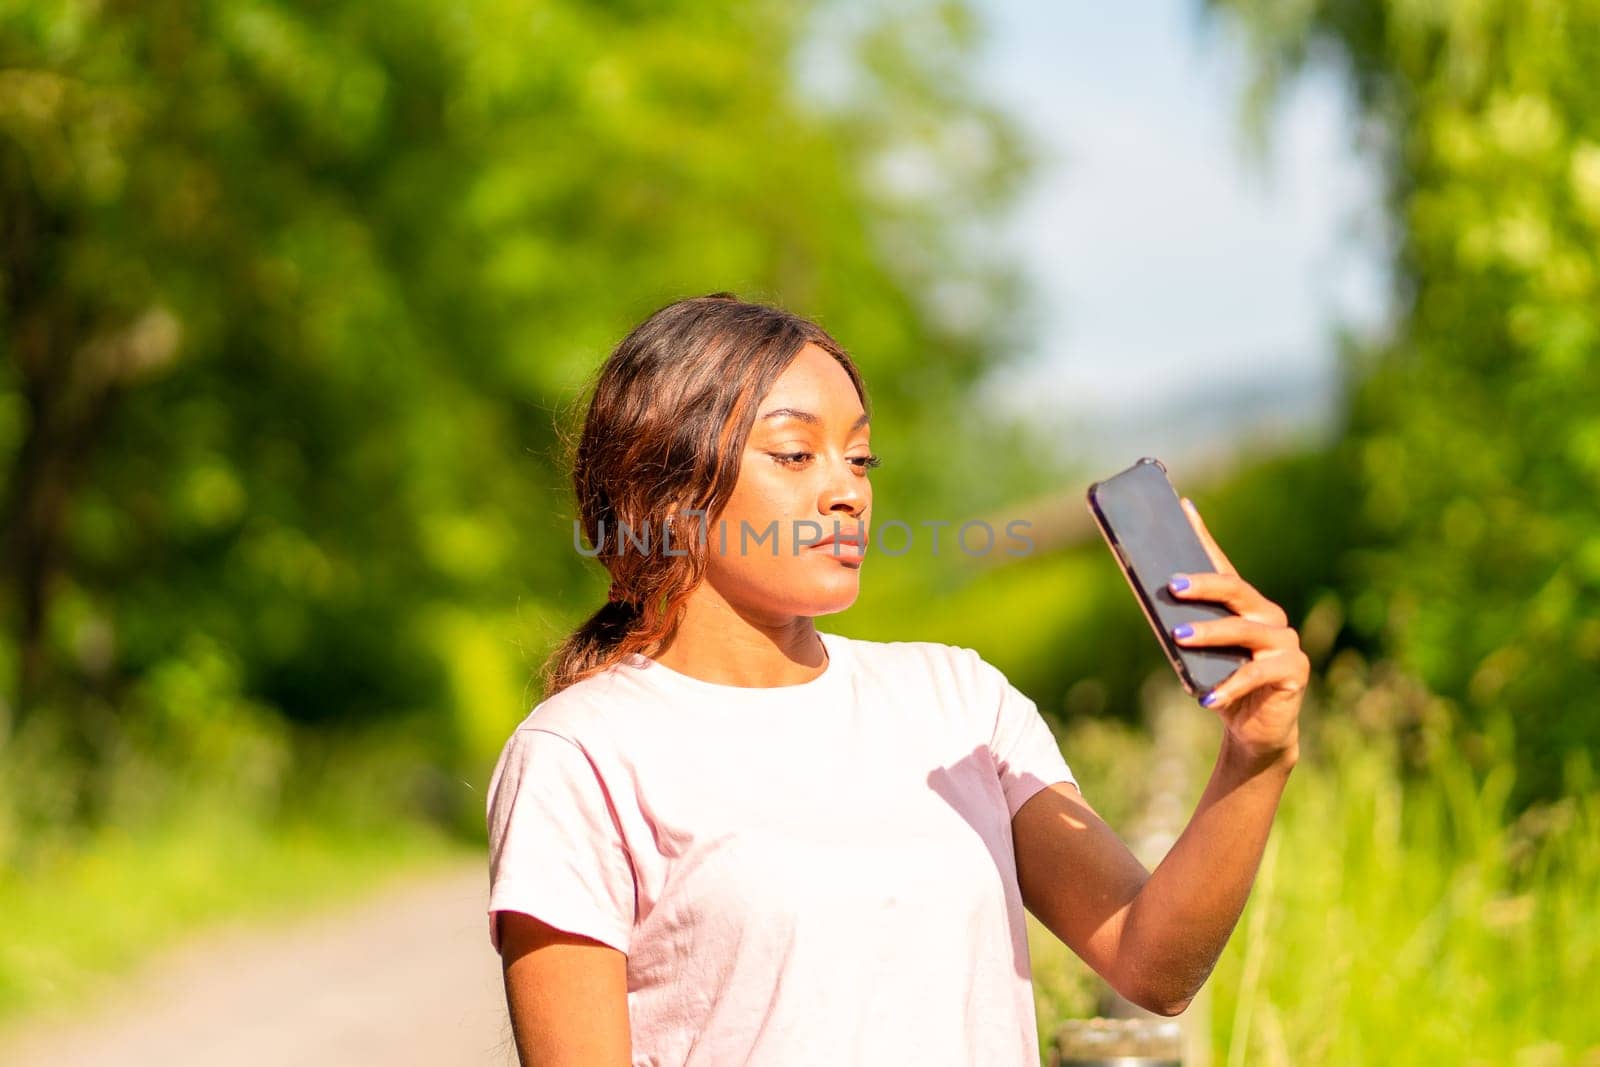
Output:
[969, 2, 1392, 476]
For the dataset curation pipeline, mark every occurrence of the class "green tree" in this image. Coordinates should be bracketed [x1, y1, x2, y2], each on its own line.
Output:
[1211, 0, 1600, 801]
[1, 0, 1038, 821]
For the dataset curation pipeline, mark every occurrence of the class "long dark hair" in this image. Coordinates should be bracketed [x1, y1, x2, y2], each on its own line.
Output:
[543, 294, 868, 695]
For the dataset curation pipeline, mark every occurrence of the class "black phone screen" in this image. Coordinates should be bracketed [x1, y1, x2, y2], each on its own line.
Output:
[1086, 457, 1250, 696]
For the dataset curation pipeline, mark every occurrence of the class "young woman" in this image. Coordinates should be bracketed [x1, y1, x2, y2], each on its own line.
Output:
[486, 294, 1308, 1066]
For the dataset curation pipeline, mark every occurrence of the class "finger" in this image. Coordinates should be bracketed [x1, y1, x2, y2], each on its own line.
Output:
[1200, 650, 1311, 709]
[1171, 616, 1299, 654]
[1167, 571, 1287, 626]
[1180, 497, 1237, 576]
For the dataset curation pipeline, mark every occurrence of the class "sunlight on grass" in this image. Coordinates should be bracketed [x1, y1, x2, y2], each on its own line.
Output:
[1031, 656, 1600, 1064]
[0, 722, 472, 1030]
[1208, 713, 1600, 1063]
[0, 806, 465, 1027]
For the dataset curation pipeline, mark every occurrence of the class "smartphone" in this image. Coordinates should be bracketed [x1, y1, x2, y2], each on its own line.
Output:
[1086, 457, 1250, 697]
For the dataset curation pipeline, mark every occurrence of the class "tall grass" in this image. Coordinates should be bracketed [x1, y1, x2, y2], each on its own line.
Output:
[1207, 655, 1600, 1064]
[1030, 654, 1600, 1065]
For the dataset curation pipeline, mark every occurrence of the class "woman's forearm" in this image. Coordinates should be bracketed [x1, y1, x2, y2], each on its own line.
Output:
[1113, 734, 1296, 1014]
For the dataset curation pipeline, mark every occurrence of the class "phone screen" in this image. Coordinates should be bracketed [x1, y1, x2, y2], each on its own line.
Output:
[1086, 458, 1250, 696]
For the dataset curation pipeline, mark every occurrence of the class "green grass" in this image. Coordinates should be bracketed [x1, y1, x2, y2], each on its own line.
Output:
[0, 710, 479, 1031]
[0, 802, 467, 1028]
[1206, 696, 1600, 1064]
[1029, 658, 1600, 1065]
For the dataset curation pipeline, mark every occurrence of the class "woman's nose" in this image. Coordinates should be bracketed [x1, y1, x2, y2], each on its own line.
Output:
[820, 456, 869, 516]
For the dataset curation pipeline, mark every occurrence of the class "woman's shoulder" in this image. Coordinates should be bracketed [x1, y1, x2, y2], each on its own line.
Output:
[504, 661, 640, 750]
[834, 631, 974, 661]
[829, 632, 1003, 691]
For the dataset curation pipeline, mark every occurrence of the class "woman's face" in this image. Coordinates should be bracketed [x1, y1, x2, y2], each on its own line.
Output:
[699, 343, 874, 620]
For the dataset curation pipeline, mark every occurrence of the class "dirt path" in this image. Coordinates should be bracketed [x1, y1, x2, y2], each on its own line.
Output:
[0, 862, 517, 1066]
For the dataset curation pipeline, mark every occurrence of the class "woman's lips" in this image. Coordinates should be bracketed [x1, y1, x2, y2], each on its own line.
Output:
[807, 530, 867, 558]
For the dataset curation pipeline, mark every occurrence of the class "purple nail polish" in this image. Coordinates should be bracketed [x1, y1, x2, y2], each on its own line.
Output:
[1172, 623, 1194, 640]
[1201, 689, 1220, 708]
[1170, 575, 1190, 592]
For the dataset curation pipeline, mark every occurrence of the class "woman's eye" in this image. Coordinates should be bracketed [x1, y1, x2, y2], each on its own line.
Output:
[767, 451, 880, 471]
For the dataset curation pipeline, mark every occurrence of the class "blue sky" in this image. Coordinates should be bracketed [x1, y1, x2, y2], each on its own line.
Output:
[970, 2, 1392, 475]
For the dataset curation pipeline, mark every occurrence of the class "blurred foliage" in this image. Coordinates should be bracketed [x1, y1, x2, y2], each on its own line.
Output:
[1205, 0, 1600, 804]
[0, 785, 461, 1022]
[1028, 661, 1600, 1063]
[0, 0, 1057, 837]
[1206, 653, 1600, 1063]
[837, 443, 1360, 748]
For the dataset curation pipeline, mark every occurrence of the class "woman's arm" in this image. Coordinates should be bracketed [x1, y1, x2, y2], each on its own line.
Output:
[498, 911, 632, 1066]
[1013, 497, 1307, 1015]
[1014, 742, 1293, 1014]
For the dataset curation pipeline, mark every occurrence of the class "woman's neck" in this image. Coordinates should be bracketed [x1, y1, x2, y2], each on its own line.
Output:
[649, 586, 827, 688]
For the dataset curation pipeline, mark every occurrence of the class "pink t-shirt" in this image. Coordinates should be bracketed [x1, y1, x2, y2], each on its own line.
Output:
[485, 630, 1077, 1066]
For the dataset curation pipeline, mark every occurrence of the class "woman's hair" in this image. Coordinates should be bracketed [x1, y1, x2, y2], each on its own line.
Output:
[543, 293, 868, 695]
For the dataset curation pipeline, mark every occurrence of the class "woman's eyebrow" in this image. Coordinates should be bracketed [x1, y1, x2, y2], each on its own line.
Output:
[757, 407, 871, 430]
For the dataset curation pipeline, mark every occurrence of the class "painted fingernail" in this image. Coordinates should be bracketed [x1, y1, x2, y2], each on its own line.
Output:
[1172, 623, 1195, 640]
[1200, 689, 1220, 708]
[1169, 575, 1190, 592]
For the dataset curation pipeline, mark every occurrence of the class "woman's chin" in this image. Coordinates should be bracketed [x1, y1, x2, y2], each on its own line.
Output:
[801, 571, 863, 615]
[716, 564, 863, 618]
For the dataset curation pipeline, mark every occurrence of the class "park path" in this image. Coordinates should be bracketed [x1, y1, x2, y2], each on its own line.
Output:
[0, 861, 517, 1066]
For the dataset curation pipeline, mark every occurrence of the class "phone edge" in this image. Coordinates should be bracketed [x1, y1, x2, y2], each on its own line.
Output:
[1084, 480, 1206, 697]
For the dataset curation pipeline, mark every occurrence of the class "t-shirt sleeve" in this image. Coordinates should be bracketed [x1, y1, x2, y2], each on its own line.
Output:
[968, 651, 1079, 818]
[485, 725, 637, 955]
